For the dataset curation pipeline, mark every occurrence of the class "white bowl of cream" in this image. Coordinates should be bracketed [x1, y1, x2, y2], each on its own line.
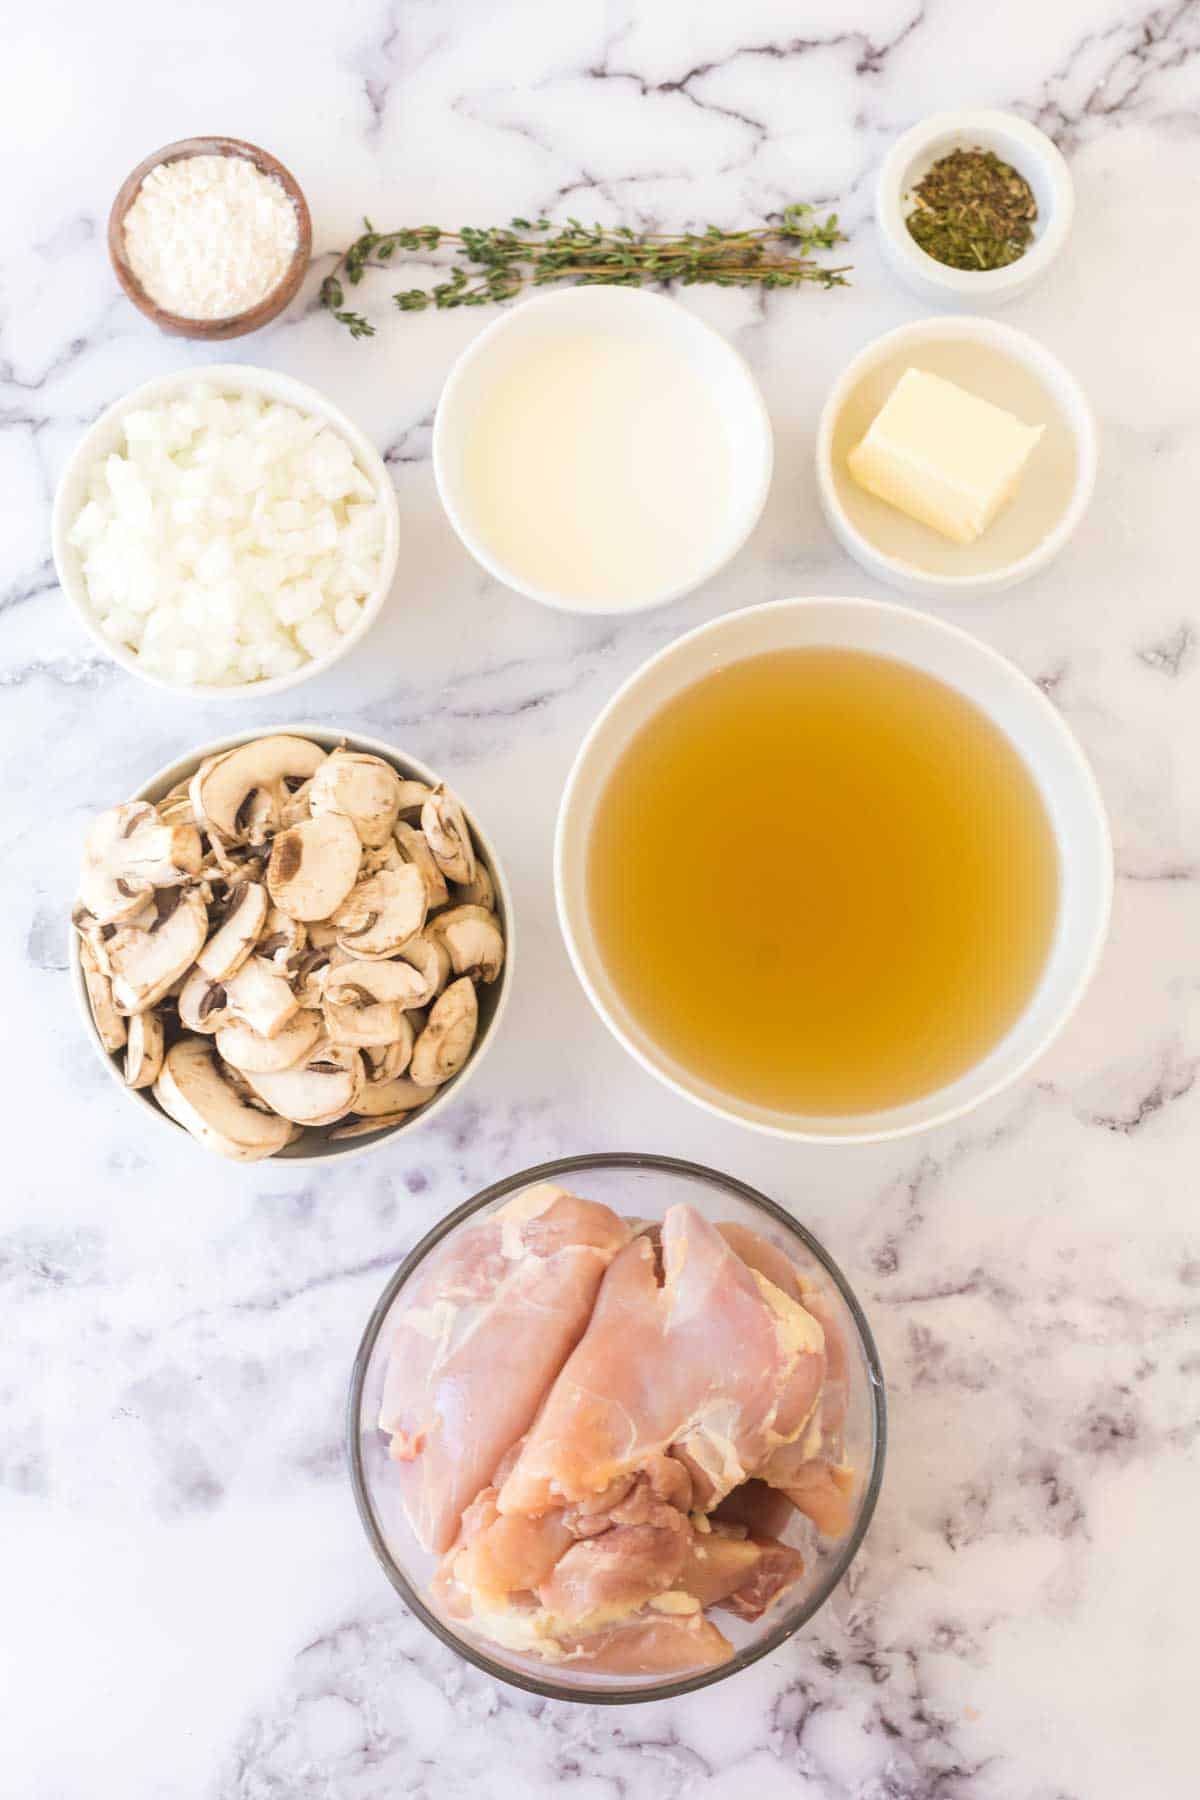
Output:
[432, 287, 773, 614]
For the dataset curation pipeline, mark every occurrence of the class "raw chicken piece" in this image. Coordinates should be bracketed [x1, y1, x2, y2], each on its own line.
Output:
[560, 1453, 692, 1533]
[379, 1184, 629, 1552]
[444, 1487, 574, 1612]
[720, 1221, 856, 1538]
[437, 1458, 694, 1632]
[540, 1517, 690, 1624]
[499, 1205, 827, 1518]
[678, 1528, 762, 1606]
[718, 1538, 806, 1621]
[713, 1478, 795, 1541]
[555, 1609, 733, 1676]
[678, 1523, 805, 1619]
[757, 1447, 857, 1537]
[717, 1221, 808, 1305]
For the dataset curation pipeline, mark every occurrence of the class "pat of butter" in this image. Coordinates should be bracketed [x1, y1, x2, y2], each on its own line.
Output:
[847, 367, 1044, 546]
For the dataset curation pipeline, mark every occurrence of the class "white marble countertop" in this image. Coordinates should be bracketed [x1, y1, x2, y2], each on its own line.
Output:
[5, 1, 1199, 1794]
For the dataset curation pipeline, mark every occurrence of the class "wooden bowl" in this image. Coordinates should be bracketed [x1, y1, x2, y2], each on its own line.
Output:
[108, 136, 312, 341]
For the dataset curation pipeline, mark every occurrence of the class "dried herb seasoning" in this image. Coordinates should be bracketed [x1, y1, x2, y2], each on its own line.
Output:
[319, 206, 850, 337]
[906, 147, 1037, 271]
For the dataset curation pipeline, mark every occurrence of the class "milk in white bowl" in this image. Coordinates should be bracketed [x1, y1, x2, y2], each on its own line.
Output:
[433, 287, 773, 614]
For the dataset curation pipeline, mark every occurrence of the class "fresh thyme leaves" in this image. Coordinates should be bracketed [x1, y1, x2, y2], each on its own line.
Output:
[317, 277, 375, 338]
[320, 206, 849, 335]
[905, 148, 1037, 271]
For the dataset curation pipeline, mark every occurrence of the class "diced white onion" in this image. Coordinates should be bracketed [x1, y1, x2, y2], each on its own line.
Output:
[68, 383, 387, 688]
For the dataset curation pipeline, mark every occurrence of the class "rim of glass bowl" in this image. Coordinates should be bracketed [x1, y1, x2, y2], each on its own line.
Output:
[346, 1151, 888, 1704]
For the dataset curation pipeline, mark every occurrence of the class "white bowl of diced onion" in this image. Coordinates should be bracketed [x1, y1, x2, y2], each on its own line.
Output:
[51, 365, 400, 696]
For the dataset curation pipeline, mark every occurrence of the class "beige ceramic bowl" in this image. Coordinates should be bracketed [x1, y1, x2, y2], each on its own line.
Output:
[69, 726, 514, 1165]
[816, 316, 1097, 601]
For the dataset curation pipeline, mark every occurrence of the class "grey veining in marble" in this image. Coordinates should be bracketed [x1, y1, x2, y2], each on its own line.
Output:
[3, 1, 1198, 1795]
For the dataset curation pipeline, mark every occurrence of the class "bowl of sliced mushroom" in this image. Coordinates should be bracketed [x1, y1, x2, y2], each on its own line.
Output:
[69, 728, 512, 1162]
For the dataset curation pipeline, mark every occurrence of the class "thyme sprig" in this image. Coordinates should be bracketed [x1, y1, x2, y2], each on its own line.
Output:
[319, 206, 849, 336]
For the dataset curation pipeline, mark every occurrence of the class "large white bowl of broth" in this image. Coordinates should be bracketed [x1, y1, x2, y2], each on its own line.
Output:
[555, 597, 1111, 1143]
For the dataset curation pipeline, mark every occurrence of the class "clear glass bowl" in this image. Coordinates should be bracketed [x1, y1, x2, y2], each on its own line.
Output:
[347, 1153, 886, 1703]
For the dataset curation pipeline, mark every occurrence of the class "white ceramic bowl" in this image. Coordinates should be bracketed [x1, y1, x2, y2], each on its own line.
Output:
[432, 287, 773, 615]
[556, 596, 1111, 1144]
[51, 366, 401, 698]
[69, 726, 514, 1165]
[877, 109, 1074, 309]
[817, 316, 1097, 600]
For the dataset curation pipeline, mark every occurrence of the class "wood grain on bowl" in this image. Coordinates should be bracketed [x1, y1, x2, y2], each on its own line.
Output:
[107, 136, 312, 340]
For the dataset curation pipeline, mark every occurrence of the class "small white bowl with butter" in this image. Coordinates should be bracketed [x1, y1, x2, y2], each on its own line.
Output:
[433, 286, 773, 615]
[816, 316, 1097, 600]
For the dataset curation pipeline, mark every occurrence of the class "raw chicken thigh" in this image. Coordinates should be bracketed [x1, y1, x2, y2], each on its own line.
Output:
[378, 1184, 630, 1554]
[498, 1206, 826, 1514]
[380, 1190, 856, 1677]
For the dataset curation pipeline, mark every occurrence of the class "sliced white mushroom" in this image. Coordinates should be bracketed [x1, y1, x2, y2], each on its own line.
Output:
[200, 830, 242, 883]
[430, 904, 506, 985]
[109, 889, 209, 1015]
[178, 967, 230, 1034]
[420, 786, 476, 886]
[80, 802, 204, 924]
[267, 813, 362, 921]
[80, 937, 127, 1053]
[279, 777, 315, 829]
[394, 779, 433, 820]
[393, 821, 449, 909]
[322, 988, 404, 1051]
[222, 955, 299, 1039]
[197, 882, 268, 981]
[76, 733, 496, 1160]
[256, 907, 307, 973]
[310, 750, 403, 848]
[329, 958, 429, 1009]
[124, 1011, 164, 1088]
[409, 977, 478, 1087]
[156, 779, 197, 828]
[74, 897, 157, 978]
[292, 946, 335, 1011]
[332, 865, 426, 959]
[361, 840, 404, 878]
[328, 1113, 411, 1140]
[216, 1009, 323, 1075]
[154, 1039, 293, 1161]
[393, 932, 452, 1007]
[363, 1038, 411, 1085]
[455, 862, 496, 911]
[191, 735, 327, 844]
[354, 1073, 440, 1117]
[243, 1041, 365, 1126]
[323, 960, 425, 1049]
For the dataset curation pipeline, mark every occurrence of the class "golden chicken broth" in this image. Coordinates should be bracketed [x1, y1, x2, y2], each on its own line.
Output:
[586, 648, 1060, 1115]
